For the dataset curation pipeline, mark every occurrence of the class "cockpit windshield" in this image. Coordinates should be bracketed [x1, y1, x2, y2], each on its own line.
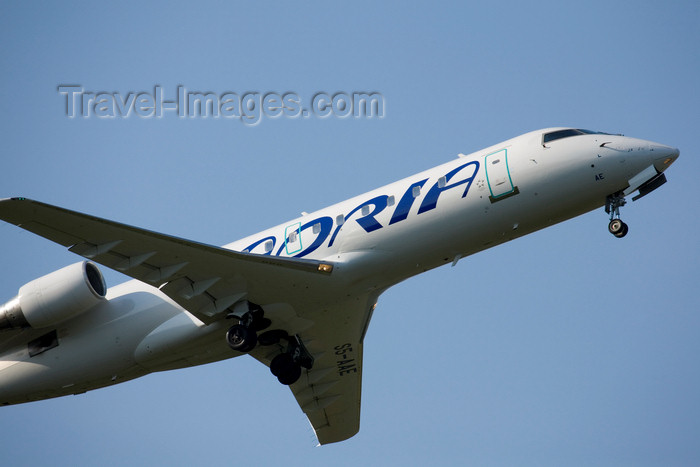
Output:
[543, 128, 610, 144]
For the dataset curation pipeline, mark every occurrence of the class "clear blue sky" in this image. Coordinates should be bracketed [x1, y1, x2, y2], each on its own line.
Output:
[1, 1, 698, 466]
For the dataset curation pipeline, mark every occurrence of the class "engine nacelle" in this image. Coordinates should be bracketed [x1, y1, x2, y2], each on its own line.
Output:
[0, 261, 106, 330]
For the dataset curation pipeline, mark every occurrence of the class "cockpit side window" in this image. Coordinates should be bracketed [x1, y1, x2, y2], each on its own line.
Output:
[543, 129, 584, 144]
[543, 128, 611, 145]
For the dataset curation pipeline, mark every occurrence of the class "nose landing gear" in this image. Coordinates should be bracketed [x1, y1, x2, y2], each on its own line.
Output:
[605, 192, 629, 238]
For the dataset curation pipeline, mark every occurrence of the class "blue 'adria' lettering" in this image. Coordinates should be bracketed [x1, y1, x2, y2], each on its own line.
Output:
[328, 195, 388, 247]
[242, 235, 276, 255]
[389, 178, 428, 225]
[418, 161, 480, 214]
[241, 159, 482, 259]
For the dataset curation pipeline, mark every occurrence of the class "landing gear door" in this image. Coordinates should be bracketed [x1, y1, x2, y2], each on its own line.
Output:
[485, 148, 519, 202]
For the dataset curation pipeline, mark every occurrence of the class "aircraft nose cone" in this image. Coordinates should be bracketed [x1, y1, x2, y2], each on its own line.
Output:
[652, 144, 680, 172]
[669, 146, 680, 160]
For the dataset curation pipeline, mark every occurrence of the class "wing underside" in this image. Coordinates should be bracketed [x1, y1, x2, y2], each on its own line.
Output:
[0, 197, 374, 444]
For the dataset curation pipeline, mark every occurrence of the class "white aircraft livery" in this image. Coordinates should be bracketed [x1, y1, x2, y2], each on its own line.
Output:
[0, 128, 679, 444]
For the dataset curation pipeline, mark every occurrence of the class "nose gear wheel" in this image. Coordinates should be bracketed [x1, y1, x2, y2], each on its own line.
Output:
[608, 218, 629, 238]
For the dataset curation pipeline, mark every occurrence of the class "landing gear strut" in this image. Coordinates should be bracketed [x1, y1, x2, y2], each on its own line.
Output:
[605, 192, 629, 238]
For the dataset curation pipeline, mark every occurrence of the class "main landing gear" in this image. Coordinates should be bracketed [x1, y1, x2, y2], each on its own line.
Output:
[225, 304, 269, 353]
[605, 192, 629, 238]
[225, 303, 313, 386]
[268, 333, 314, 385]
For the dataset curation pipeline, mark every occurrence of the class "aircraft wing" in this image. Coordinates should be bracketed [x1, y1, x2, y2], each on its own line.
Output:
[0, 198, 336, 324]
[0, 197, 373, 444]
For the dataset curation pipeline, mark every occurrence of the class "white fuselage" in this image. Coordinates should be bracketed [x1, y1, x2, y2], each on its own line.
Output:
[0, 128, 679, 405]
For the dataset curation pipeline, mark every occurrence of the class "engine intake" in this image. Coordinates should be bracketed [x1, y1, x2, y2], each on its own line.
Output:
[0, 261, 106, 330]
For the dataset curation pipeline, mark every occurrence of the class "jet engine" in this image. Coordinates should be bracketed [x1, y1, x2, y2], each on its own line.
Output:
[0, 261, 106, 330]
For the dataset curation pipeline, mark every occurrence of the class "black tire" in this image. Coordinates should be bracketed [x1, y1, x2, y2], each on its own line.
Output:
[277, 363, 302, 385]
[614, 222, 629, 238]
[226, 324, 257, 352]
[240, 334, 258, 352]
[608, 219, 624, 235]
[252, 317, 272, 332]
[270, 353, 293, 377]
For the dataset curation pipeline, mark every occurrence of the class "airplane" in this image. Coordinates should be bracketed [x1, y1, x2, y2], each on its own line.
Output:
[0, 127, 679, 445]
